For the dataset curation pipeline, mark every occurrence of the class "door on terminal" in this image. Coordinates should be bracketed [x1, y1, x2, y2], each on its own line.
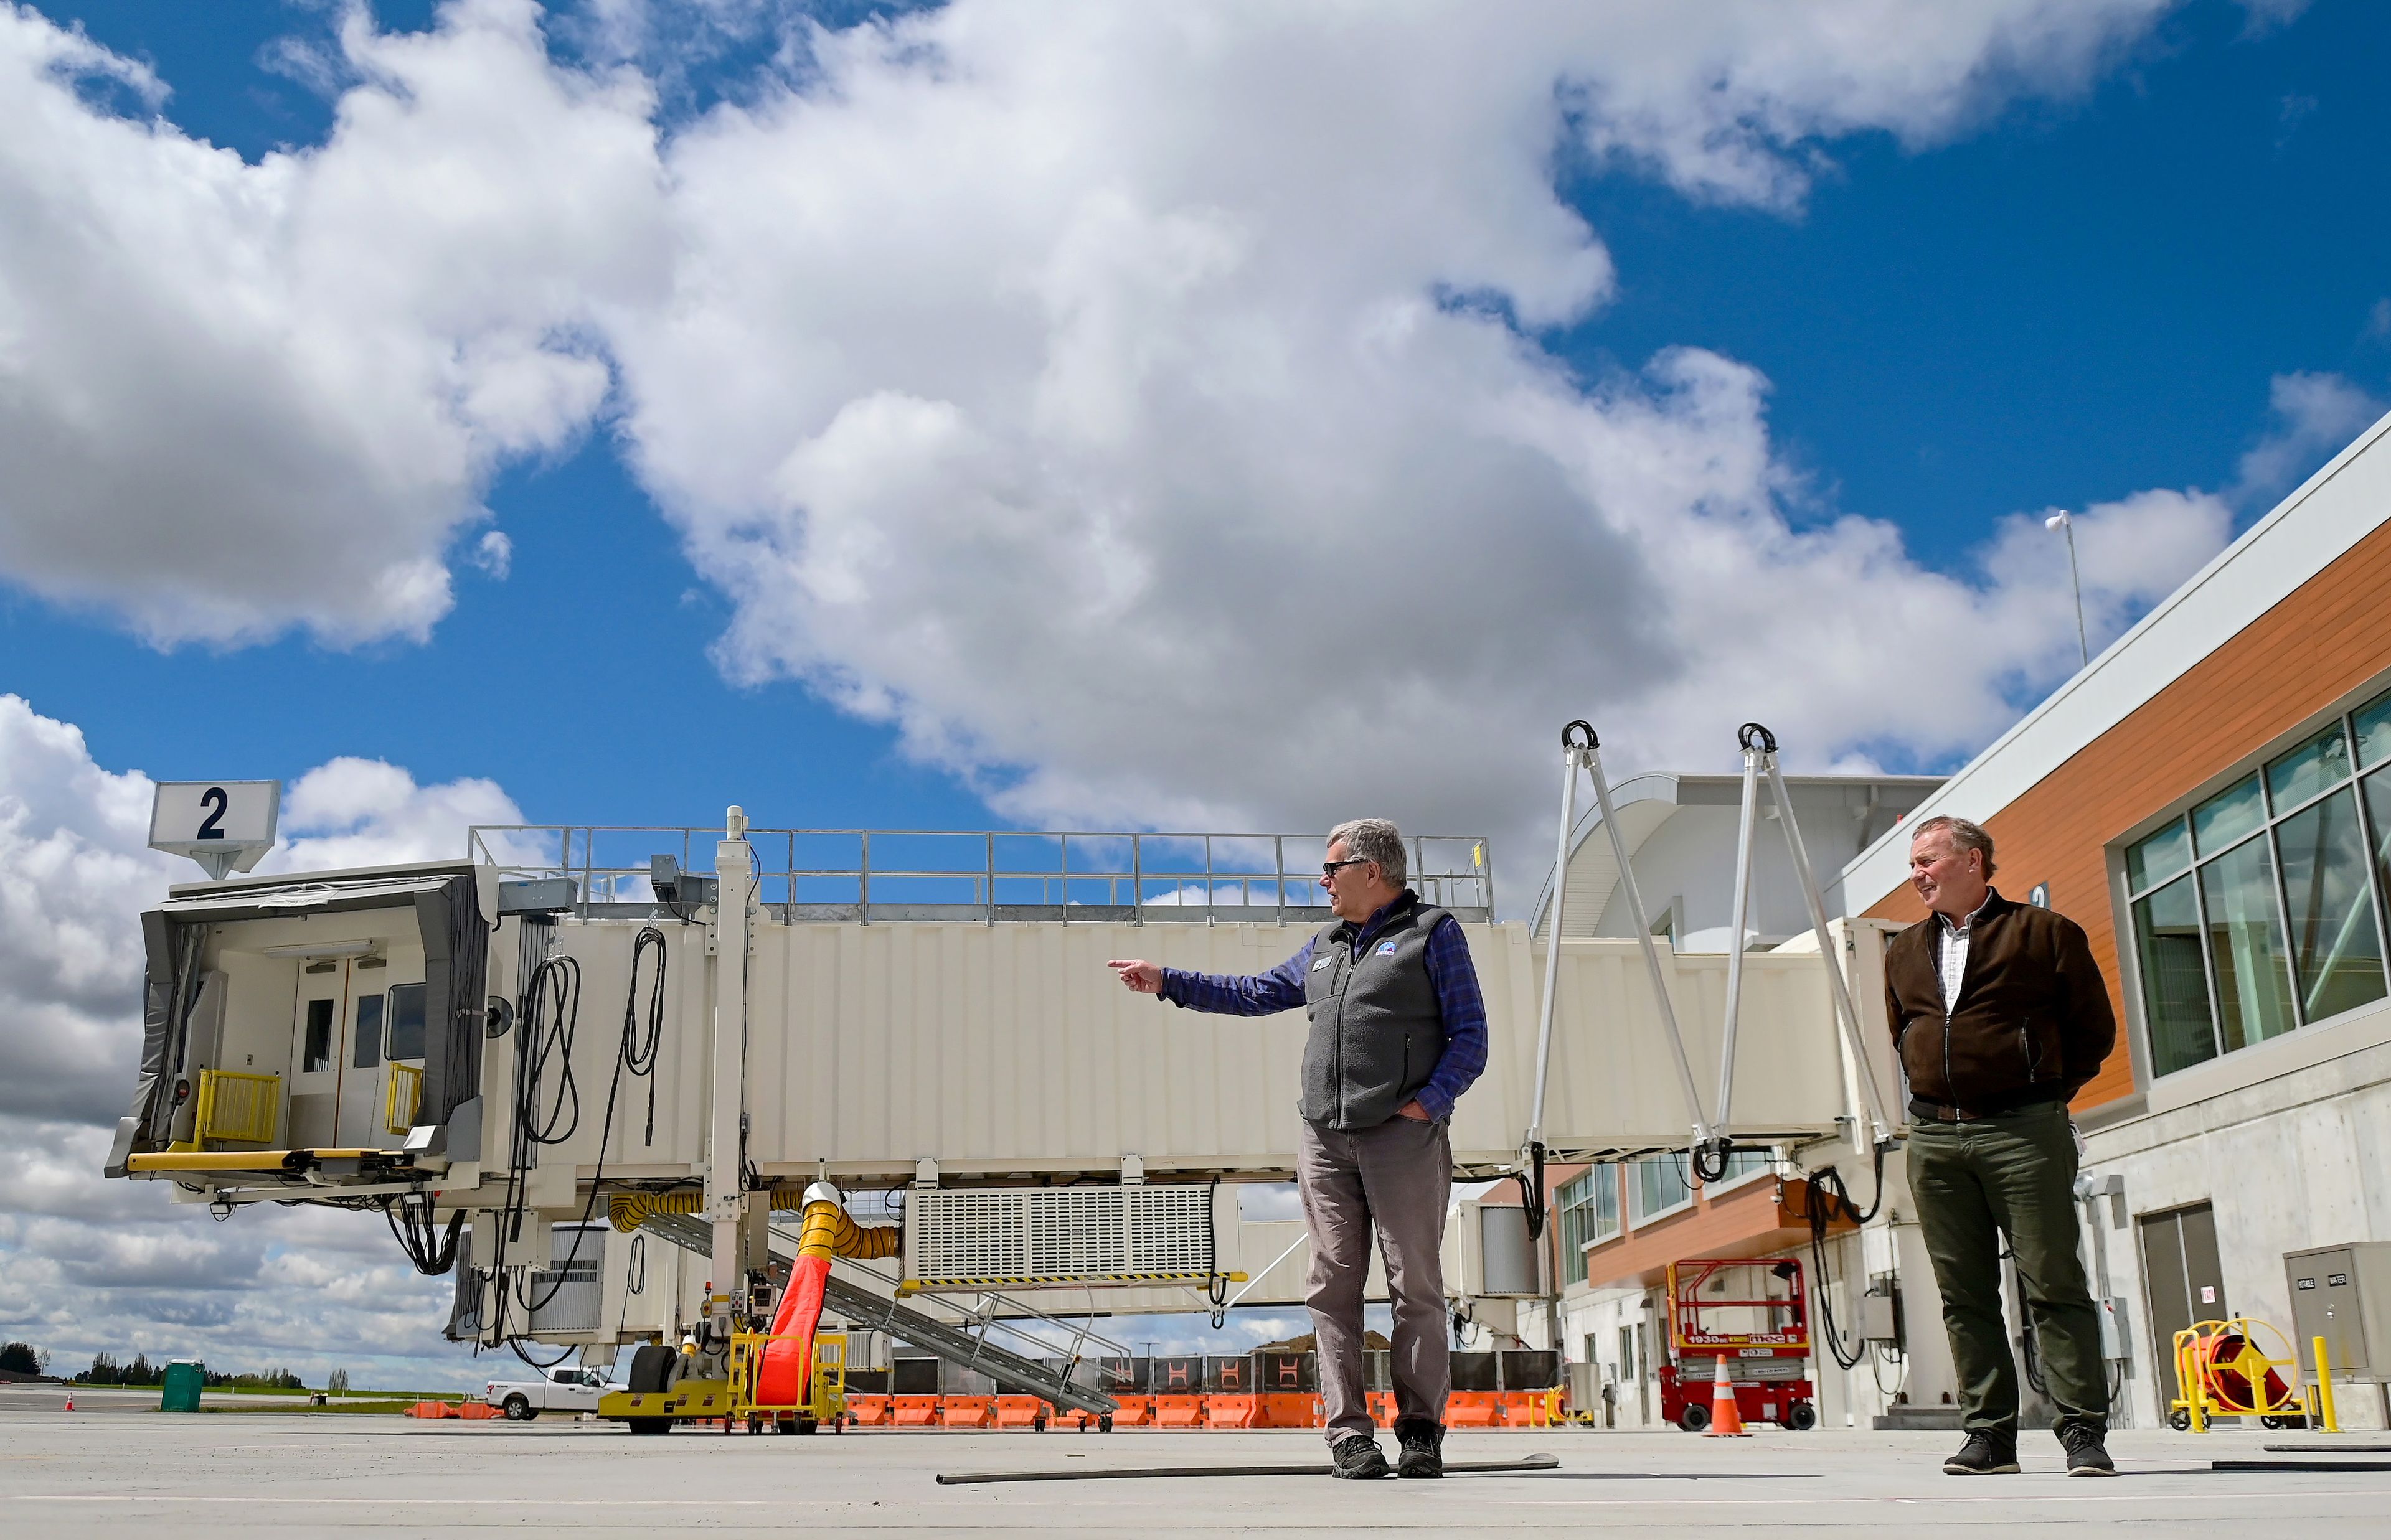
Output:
[2140, 1202, 2228, 1402]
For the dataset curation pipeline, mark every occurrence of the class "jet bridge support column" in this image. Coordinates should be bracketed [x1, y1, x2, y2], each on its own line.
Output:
[708, 809, 760, 1332]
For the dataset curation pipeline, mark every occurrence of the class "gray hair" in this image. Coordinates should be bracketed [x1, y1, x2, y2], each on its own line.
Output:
[1327, 818, 1407, 888]
[1912, 814, 1997, 879]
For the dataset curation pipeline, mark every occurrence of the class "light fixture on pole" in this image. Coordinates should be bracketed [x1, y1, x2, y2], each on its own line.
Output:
[2045, 509, 2088, 669]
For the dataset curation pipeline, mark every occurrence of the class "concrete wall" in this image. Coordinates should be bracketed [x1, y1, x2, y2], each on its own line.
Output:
[2085, 994, 2391, 1430]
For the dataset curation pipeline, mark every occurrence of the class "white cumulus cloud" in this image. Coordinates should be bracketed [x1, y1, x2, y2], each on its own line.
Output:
[0, 0, 663, 646]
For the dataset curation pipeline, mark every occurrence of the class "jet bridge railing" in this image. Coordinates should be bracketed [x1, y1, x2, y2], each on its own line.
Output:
[468, 824, 1493, 924]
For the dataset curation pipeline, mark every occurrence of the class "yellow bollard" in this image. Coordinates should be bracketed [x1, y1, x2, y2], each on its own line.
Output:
[2314, 1336, 2341, 1435]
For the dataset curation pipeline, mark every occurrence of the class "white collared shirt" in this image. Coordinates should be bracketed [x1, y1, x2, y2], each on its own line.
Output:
[1935, 893, 1992, 1013]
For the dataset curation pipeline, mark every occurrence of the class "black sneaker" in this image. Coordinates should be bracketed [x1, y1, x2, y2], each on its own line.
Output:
[1394, 1417, 1445, 1480]
[1331, 1434, 1390, 1480]
[1943, 1430, 2020, 1475]
[2060, 1422, 2117, 1477]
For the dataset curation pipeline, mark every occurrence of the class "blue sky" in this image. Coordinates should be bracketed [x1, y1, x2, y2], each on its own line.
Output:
[7, 0, 2384, 833]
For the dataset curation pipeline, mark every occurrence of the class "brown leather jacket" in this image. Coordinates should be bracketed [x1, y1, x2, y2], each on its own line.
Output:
[1884, 889, 2116, 1115]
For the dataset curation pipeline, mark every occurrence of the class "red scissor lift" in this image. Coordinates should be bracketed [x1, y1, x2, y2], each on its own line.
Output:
[1658, 1257, 1819, 1432]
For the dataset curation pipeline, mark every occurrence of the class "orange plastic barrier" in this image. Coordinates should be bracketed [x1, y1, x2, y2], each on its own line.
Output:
[846, 1394, 891, 1427]
[893, 1394, 942, 1427]
[1257, 1393, 1322, 1429]
[1498, 1391, 1547, 1428]
[1445, 1391, 1502, 1427]
[941, 1396, 994, 1429]
[1365, 1391, 1398, 1428]
[1205, 1394, 1259, 1429]
[1154, 1394, 1207, 1427]
[994, 1396, 1050, 1429]
[1108, 1396, 1153, 1427]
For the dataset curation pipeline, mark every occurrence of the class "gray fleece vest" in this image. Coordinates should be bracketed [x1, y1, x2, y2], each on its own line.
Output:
[1299, 895, 1450, 1130]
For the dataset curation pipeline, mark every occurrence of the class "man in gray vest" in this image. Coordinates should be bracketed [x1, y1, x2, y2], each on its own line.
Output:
[1108, 818, 1488, 1479]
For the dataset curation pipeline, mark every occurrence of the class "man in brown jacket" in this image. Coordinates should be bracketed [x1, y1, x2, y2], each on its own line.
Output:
[1887, 815, 2117, 1477]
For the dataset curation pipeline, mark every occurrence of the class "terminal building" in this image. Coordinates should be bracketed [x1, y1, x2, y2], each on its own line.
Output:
[1526, 407, 2391, 1433]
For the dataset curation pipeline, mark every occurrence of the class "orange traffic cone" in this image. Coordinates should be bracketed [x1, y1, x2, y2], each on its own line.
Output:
[1702, 1356, 1748, 1437]
[62, 1394, 73, 1412]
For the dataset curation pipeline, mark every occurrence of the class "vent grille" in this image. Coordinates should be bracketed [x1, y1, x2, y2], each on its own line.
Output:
[907, 1185, 1217, 1290]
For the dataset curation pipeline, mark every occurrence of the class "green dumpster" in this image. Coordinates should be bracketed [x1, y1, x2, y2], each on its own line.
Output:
[161, 1359, 205, 1413]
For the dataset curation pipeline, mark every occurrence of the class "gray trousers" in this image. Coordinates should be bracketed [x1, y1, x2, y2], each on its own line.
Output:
[1297, 1113, 1451, 1444]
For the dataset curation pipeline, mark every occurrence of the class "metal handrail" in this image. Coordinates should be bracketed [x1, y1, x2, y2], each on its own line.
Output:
[468, 825, 1493, 924]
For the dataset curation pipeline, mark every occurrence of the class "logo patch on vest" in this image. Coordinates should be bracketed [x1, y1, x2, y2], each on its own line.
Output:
[1312, 955, 1336, 970]
[1375, 941, 1398, 957]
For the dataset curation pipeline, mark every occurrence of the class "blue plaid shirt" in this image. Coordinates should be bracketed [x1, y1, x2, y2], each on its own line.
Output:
[1157, 893, 1488, 1122]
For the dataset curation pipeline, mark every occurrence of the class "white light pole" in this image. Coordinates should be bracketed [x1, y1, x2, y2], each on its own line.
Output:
[2045, 509, 2088, 669]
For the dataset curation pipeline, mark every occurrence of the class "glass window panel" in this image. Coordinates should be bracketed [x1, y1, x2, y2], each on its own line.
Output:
[1630, 1155, 1692, 1223]
[2192, 776, 2265, 857]
[1704, 1149, 1773, 1188]
[2357, 690, 2391, 771]
[2127, 819, 2194, 893]
[1556, 1169, 1619, 1287]
[2134, 875, 2215, 1075]
[2198, 838, 2298, 1051]
[2276, 787, 2388, 1024]
[303, 998, 334, 1073]
[2266, 725, 2354, 813]
[2359, 769, 2391, 976]
[387, 983, 427, 1061]
[352, 993, 384, 1071]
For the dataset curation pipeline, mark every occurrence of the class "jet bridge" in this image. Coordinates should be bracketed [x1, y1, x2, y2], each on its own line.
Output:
[103, 803, 1898, 1354]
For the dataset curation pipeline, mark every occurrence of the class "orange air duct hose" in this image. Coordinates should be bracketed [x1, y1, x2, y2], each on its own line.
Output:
[755, 1183, 898, 1409]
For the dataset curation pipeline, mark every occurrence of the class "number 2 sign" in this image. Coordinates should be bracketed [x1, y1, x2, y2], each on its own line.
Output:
[149, 781, 281, 880]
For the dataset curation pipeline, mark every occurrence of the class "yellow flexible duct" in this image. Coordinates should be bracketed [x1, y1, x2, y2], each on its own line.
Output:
[794, 1198, 902, 1261]
[607, 1186, 899, 1256]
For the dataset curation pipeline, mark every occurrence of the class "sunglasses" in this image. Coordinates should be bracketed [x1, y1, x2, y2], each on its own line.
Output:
[1321, 858, 1374, 878]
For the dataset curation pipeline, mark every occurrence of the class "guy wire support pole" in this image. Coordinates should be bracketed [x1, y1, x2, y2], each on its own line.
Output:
[1526, 724, 1585, 1162]
[1580, 724, 1713, 1153]
[1757, 732, 1895, 1147]
[1522, 724, 1583, 1239]
[1705, 725, 1767, 1179]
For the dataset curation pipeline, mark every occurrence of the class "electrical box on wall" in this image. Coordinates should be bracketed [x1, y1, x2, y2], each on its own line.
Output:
[2287, 1242, 2391, 1379]
[1857, 1280, 1902, 1348]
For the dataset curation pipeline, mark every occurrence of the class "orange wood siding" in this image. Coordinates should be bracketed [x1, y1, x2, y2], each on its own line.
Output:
[1865, 515, 2391, 1110]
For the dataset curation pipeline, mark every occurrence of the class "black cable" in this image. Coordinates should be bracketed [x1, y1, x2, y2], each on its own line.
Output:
[1691, 1137, 1733, 1185]
[477, 942, 667, 1355]
[1516, 1142, 1549, 1241]
[1205, 1175, 1228, 1329]
[1804, 1140, 1890, 1371]
[624, 927, 667, 1147]
[383, 1189, 464, 1275]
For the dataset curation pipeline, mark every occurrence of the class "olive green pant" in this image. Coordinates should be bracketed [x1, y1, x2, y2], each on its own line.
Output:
[1908, 1104, 2108, 1438]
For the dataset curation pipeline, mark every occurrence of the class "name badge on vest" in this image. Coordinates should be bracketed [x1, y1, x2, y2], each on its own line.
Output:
[1375, 941, 1397, 957]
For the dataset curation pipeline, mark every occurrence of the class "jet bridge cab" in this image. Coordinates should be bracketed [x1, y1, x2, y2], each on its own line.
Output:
[105, 860, 494, 1198]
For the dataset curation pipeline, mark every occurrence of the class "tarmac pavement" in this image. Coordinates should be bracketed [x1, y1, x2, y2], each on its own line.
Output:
[2, 1411, 2387, 1536]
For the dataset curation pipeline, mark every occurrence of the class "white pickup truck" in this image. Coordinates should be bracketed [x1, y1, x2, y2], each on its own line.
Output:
[483, 1365, 610, 1420]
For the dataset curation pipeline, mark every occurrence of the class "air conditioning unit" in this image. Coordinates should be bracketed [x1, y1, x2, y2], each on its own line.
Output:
[902, 1183, 1232, 1292]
